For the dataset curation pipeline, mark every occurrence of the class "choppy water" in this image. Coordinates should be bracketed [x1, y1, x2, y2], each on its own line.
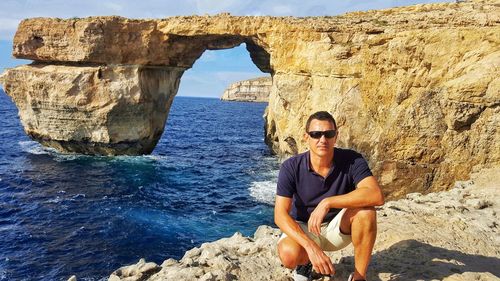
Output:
[0, 91, 279, 280]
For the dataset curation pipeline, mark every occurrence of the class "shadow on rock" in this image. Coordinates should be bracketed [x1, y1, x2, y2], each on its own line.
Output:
[335, 239, 500, 281]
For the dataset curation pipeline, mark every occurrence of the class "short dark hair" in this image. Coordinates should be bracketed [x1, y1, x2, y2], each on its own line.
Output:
[305, 111, 337, 132]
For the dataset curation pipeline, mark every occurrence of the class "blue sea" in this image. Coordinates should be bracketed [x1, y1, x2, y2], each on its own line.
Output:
[0, 90, 280, 281]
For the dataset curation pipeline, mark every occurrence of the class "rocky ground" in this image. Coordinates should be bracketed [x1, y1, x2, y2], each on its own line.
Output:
[97, 167, 500, 281]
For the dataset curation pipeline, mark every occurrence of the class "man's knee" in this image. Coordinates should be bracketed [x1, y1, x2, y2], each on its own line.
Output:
[277, 239, 306, 269]
[343, 207, 377, 232]
[353, 206, 377, 223]
[350, 207, 377, 236]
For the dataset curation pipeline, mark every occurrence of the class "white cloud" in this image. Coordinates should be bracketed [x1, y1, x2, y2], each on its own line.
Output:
[102, 2, 123, 12]
[271, 4, 294, 15]
[0, 18, 21, 40]
[197, 51, 218, 63]
[213, 71, 267, 85]
[194, 0, 238, 15]
[182, 73, 218, 85]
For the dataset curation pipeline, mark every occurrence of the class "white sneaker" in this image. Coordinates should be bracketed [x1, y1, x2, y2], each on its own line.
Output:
[293, 263, 312, 281]
[293, 263, 334, 281]
[347, 273, 366, 281]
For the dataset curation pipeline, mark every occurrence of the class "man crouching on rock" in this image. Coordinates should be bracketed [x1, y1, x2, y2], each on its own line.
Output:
[274, 111, 384, 281]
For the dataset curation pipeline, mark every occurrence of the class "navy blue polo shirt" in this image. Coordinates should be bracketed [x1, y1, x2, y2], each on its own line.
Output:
[276, 148, 373, 223]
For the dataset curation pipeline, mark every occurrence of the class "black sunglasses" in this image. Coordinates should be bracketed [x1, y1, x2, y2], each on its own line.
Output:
[307, 130, 337, 139]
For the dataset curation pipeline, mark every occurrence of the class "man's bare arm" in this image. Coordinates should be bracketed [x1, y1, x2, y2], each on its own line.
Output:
[274, 195, 316, 249]
[321, 176, 384, 209]
[274, 195, 334, 275]
[308, 176, 384, 235]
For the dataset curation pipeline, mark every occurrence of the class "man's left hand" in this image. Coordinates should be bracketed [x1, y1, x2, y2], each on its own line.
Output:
[308, 200, 330, 236]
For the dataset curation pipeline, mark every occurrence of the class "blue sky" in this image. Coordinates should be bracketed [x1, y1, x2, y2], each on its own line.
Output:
[0, 0, 450, 97]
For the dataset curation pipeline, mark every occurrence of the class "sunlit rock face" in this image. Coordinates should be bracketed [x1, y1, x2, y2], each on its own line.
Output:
[1, 64, 182, 155]
[0, 0, 498, 197]
[262, 1, 500, 198]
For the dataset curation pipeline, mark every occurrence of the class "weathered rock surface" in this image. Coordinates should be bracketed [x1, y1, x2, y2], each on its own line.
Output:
[1, 64, 182, 154]
[220, 77, 271, 102]
[109, 258, 161, 281]
[262, 0, 500, 199]
[106, 167, 500, 281]
[0, 0, 499, 196]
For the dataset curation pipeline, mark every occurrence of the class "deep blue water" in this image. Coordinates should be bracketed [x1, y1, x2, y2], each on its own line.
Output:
[0, 91, 279, 281]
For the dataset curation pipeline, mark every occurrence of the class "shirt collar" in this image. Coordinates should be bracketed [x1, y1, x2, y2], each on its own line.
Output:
[306, 151, 314, 172]
[306, 149, 337, 173]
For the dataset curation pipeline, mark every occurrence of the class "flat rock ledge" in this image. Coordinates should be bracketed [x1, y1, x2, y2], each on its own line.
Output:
[99, 168, 500, 281]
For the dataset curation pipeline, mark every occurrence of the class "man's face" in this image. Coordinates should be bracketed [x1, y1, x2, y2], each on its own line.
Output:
[305, 119, 337, 158]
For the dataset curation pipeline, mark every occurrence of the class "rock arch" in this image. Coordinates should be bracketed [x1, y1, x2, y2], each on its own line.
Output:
[0, 16, 274, 155]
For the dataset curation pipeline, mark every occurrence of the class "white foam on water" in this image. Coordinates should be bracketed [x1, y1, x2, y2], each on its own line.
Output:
[249, 180, 277, 205]
[18, 140, 169, 164]
[45, 196, 63, 204]
[110, 154, 165, 164]
[18, 140, 88, 161]
[18, 140, 53, 155]
[144, 154, 169, 161]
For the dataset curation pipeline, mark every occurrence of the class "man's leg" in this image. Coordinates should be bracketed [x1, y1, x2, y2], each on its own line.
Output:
[340, 207, 377, 280]
[277, 237, 310, 269]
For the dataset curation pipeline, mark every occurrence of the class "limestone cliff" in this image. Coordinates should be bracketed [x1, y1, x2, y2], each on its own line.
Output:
[0, 0, 499, 198]
[1, 64, 182, 154]
[220, 77, 271, 102]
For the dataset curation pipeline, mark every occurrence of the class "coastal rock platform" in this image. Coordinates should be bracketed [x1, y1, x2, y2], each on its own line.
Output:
[106, 168, 500, 281]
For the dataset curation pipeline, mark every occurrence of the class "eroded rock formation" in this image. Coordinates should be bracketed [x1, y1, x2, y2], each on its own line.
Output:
[221, 77, 271, 102]
[1, 64, 181, 154]
[0, 0, 499, 198]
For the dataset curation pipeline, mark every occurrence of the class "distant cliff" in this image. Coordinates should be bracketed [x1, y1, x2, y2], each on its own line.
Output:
[220, 77, 271, 102]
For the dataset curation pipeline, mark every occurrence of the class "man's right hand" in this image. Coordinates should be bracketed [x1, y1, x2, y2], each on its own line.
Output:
[305, 242, 335, 276]
[275, 195, 335, 275]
